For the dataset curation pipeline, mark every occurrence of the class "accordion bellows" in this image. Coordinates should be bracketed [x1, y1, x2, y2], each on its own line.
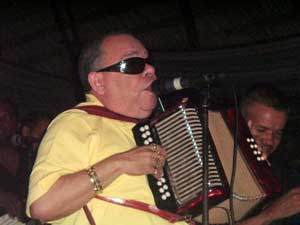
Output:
[133, 98, 281, 224]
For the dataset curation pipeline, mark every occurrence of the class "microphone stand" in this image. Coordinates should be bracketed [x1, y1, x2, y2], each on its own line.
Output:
[201, 74, 214, 225]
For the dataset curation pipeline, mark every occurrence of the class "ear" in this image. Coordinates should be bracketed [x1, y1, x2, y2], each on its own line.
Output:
[247, 120, 253, 129]
[88, 72, 105, 95]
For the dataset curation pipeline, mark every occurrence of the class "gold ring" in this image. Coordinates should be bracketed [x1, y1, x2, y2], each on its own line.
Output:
[155, 159, 161, 169]
[151, 144, 157, 151]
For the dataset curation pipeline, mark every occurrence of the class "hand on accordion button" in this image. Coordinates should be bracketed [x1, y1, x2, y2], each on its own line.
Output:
[117, 144, 166, 179]
[151, 144, 165, 167]
[150, 144, 166, 179]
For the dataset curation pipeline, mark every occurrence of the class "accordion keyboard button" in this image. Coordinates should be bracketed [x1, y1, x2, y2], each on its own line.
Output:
[257, 156, 265, 161]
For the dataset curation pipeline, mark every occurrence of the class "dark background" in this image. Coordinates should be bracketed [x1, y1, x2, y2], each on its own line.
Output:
[1, 0, 300, 161]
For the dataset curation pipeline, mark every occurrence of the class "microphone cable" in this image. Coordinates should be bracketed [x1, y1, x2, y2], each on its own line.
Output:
[229, 84, 239, 225]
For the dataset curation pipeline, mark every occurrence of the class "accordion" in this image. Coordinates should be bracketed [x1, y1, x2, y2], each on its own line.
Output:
[0, 214, 25, 225]
[132, 98, 281, 224]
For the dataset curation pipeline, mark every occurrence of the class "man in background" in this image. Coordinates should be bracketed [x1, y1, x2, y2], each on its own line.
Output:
[0, 99, 23, 220]
[239, 83, 300, 225]
[19, 111, 52, 173]
[17, 111, 52, 225]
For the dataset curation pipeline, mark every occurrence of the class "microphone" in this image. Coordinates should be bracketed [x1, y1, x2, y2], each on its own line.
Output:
[152, 74, 226, 95]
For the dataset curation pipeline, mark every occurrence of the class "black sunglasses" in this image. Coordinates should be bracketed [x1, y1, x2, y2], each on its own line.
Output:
[95, 57, 150, 75]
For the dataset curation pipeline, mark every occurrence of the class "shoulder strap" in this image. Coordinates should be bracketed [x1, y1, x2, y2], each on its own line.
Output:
[74, 105, 141, 123]
[83, 195, 195, 225]
[95, 195, 186, 223]
[83, 205, 96, 225]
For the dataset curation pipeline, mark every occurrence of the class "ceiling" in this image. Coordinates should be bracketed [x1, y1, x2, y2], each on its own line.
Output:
[1, 0, 300, 120]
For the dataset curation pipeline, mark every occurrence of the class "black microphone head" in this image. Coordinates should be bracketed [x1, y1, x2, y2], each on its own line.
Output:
[151, 77, 188, 95]
[152, 74, 229, 96]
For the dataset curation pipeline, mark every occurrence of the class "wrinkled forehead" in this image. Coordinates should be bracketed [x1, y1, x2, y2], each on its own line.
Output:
[246, 103, 287, 128]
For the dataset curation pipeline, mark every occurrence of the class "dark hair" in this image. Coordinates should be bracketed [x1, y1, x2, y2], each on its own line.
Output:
[78, 31, 133, 92]
[78, 39, 103, 91]
[21, 111, 53, 129]
[240, 83, 289, 118]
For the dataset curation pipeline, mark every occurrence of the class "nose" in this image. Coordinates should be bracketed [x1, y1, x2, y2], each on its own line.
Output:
[262, 131, 275, 149]
[143, 63, 157, 80]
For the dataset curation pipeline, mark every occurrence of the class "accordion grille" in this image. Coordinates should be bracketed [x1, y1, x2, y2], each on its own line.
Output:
[154, 107, 224, 205]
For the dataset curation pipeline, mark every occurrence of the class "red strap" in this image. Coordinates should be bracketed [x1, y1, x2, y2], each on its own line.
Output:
[83, 195, 196, 224]
[75, 105, 141, 123]
[83, 205, 96, 225]
[94, 195, 195, 224]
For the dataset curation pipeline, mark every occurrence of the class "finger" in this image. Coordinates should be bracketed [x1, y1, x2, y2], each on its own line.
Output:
[149, 144, 166, 156]
[158, 148, 167, 162]
[150, 143, 157, 151]
[153, 168, 158, 177]
[155, 159, 162, 169]
[155, 145, 167, 156]
[152, 153, 164, 169]
[157, 151, 166, 163]
[154, 167, 164, 180]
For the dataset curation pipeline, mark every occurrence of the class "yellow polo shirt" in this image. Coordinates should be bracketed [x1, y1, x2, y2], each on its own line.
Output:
[27, 94, 188, 225]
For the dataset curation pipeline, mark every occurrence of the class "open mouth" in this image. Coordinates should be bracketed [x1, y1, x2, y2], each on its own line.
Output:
[144, 81, 155, 92]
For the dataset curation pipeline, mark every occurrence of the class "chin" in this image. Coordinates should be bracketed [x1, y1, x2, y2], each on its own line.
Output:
[145, 98, 157, 110]
[134, 92, 157, 118]
[140, 105, 156, 118]
[136, 103, 157, 119]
